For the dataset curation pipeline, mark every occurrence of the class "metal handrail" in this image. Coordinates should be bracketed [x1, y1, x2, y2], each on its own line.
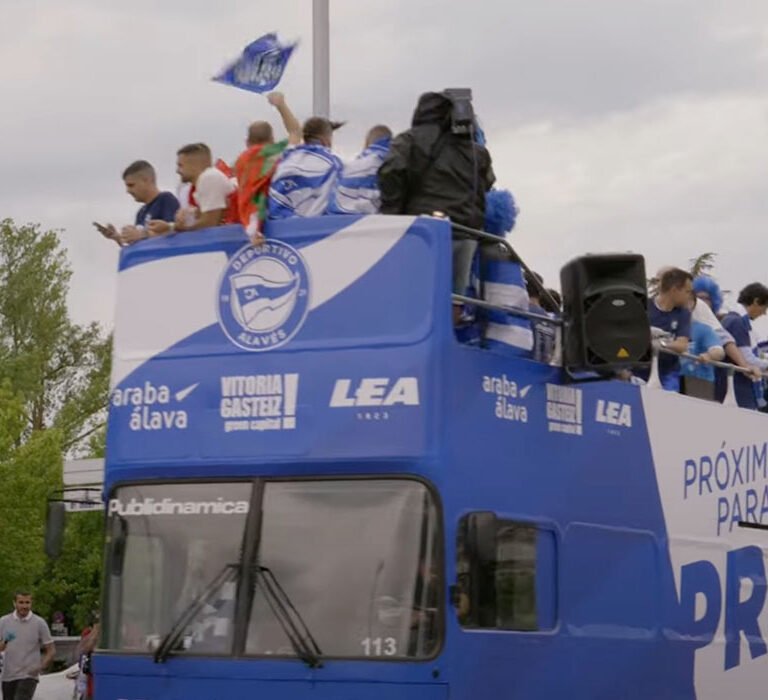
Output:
[448, 222, 768, 397]
[654, 343, 766, 407]
[657, 344, 765, 379]
[450, 222, 561, 313]
[452, 293, 564, 326]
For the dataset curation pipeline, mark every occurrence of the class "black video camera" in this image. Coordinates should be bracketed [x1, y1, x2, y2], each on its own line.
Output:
[443, 88, 474, 135]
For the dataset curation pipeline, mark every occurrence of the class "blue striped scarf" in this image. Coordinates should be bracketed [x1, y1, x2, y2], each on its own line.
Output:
[328, 138, 391, 215]
[268, 144, 343, 219]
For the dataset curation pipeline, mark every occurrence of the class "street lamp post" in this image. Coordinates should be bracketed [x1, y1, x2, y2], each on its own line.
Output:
[312, 0, 330, 118]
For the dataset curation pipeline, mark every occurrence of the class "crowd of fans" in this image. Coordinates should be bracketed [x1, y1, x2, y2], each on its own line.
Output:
[516, 265, 768, 411]
[94, 88, 768, 412]
[96, 88, 500, 333]
[95, 90, 493, 250]
[643, 268, 768, 410]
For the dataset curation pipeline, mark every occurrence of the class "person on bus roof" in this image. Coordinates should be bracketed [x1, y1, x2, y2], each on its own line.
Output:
[378, 91, 494, 230]
[378, 91, 494, 325]
[93, 161, 179, 247]
[149, 143, 238, 236]
[717, 282, 768, 409]
[328, 125, 393, 215]
[268, 117, 344, 220]
[234, 91, 302, 243]
[642, 267, 693, 391]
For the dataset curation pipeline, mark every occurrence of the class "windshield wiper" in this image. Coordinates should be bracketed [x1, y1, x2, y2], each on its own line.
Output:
[152, 562, 321, 667]
[154, 562, 239, 663]
[255, 565, 323, 668]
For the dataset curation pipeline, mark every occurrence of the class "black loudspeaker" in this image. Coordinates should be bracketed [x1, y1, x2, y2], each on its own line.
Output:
[560, 254, 651, 373]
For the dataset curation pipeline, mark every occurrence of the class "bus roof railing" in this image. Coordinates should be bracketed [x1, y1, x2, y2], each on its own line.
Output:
[450, 222, 562, 314]
[451, 293, 563, 327]
[655, 344, 765, 407]
[449, 222, 767, 405]
[658, 345, 763, 379]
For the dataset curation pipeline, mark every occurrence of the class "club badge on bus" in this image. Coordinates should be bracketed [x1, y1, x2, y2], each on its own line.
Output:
[217, 240, 311, 352]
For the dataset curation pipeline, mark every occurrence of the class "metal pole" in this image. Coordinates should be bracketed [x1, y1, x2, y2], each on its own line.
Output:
[312, 0, 330, 117]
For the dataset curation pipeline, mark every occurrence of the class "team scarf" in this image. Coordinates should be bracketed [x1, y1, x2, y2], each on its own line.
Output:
[268, 144, 344, 220]
[327, 137, 391, 215]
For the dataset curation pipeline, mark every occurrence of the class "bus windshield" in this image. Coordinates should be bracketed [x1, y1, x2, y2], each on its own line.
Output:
[104, 479, 441, 661]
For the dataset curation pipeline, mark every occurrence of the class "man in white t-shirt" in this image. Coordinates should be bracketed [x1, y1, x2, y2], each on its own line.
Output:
[148, 143, 236, 235]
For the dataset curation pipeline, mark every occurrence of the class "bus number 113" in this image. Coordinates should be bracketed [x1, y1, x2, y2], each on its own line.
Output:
[361, 637, 397, 656]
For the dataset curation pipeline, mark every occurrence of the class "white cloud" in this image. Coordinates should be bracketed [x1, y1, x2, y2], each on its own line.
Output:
[497, 93, 768, 306]
[1, 0, 767, 329]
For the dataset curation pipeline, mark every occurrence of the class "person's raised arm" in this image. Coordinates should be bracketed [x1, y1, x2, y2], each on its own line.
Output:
[81, 622, 100, 654]
[267, 92, 302, 145]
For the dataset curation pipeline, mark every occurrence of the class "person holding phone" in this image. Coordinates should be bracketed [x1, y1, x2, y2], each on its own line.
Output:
[93, 160, 179, 246]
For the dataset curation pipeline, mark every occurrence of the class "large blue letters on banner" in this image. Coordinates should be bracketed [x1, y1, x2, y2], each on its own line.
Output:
[212, 33, 296, 94]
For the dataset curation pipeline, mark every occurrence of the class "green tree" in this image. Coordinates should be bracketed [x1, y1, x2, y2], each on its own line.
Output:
[0, 219, 111, 451]
[648, 252, 720, 296]
[0, 385, 63, 608]
[0, 219, 110, 625]
[34, 510, 104, 632]
[689, 252, 717, 278]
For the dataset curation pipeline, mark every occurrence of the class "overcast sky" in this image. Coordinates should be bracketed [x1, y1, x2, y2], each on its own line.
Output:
[1, 0, 767, 332]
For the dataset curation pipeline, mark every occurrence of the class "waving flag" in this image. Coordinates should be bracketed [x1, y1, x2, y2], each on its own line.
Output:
[213, 33, 297, 94]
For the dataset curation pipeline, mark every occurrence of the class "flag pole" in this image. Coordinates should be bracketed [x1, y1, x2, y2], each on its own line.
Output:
[312, 0, 330, 117]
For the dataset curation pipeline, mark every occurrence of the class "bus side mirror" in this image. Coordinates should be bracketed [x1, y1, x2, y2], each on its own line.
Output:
[45, 501, 66, 560]
[108, 515, 128, 577]
[466, 511, 497, 566]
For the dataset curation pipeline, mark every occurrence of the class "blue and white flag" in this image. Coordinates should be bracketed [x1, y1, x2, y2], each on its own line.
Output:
[213, 33, 297, 94]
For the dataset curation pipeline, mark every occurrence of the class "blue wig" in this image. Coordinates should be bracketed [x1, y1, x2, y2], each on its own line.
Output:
[484, 188, 518, 235]
[474, 121, 486, 146]
[693, 275, 723, 314]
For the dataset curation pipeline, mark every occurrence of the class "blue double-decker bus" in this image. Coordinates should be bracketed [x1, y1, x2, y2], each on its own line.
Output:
[92, 214, 768, 700]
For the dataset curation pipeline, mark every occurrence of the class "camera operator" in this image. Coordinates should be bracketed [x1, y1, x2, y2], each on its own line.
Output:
[378, 90, 494, 320]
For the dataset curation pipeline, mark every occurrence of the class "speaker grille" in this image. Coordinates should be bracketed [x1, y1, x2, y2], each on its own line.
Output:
[560, 253, 652, 372]
[584, 292, 651, 365]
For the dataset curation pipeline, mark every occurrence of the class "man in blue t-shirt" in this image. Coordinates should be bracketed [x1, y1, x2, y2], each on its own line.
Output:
[718, 282, 768, 409]
[644, 267, 693, 391]
[94, 160, 179, 246]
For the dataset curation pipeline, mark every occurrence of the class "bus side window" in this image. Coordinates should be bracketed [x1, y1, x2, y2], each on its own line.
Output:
[455, 514, 556, 631]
